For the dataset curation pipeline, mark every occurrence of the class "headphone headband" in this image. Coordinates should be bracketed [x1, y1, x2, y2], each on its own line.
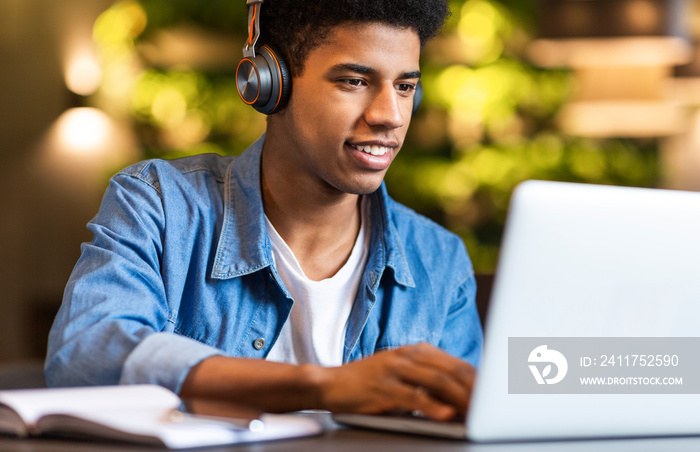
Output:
[243, 0, 263, 58]
[236, 0, 291, 114]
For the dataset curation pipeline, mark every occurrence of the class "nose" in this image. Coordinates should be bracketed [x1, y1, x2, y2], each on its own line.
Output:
[363, 83, 405, 129]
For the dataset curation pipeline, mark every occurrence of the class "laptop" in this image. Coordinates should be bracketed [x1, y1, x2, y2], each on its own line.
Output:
[334, 180, 700, 441]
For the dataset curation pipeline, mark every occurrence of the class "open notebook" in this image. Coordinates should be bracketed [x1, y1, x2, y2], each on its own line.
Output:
[0, 384, 322, 448]
[335, 180, 700, 441]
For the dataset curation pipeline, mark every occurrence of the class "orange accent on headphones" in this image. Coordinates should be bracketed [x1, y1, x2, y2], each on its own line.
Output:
[248, 4, 258, 47]
[236, 58, 260, 105]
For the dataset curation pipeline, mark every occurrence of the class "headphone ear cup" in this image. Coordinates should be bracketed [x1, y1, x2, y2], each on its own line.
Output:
[260, 45, 291, 115]
[412, 80, 423, 117]
[235, 45, 291, 115]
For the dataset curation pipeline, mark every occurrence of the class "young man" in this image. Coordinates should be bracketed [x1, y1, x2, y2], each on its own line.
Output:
[46, 0, 482, 421]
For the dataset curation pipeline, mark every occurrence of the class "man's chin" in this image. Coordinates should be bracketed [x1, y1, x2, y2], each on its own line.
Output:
[344, 179, 385, 196]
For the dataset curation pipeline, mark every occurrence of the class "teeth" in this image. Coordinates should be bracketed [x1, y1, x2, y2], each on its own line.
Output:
[353, 145, 390, 156]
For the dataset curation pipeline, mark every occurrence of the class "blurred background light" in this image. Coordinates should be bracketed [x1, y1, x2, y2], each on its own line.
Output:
[39, 106, 139, 193]
[528, 0, 693, 138]
[558, 101, 685, 138]
[54, 108, 113, 155]
[65, 53, 103, 96]
[528, 37, 692, 68]
[138, 25, 239, 69]
[536, 0, 686, 39]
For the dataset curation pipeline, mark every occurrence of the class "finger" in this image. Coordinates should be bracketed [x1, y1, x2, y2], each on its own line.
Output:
[394, 363, 470, 416]
[392, 382, 456, 421]
[396, 344, 476, 391]
[403, 343, 475, 375]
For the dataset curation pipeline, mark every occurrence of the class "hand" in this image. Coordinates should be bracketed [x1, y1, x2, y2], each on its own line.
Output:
[314, 343, 476, 421]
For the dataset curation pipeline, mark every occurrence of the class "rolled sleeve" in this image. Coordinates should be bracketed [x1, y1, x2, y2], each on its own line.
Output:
[120, 332, 222, 393]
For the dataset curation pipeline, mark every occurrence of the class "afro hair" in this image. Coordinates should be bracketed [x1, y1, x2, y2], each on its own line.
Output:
[259, 0, 450, 76]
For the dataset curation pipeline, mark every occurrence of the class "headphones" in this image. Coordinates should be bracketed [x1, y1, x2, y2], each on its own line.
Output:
[235, 0, 423, 116]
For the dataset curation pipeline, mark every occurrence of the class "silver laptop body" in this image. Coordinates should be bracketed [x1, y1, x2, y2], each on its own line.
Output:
[470, 180, 700, 441]
[337, 180, 700, 441]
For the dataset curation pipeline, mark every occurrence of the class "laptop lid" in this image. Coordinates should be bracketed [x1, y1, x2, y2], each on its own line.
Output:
[468, 180, 700, 441]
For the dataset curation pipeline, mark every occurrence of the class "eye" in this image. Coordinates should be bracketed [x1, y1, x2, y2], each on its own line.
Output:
[340, 78, 366, 88]
[395, 83, 416, 94]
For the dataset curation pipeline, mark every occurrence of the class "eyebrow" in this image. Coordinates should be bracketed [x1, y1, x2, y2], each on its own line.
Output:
[328, 63, 421, 80]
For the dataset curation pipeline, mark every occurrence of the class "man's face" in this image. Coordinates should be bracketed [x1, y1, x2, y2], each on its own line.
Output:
[270, 22, 421, 196]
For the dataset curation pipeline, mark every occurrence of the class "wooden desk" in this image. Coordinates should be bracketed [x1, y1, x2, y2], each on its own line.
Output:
[2, 413, 700, 452]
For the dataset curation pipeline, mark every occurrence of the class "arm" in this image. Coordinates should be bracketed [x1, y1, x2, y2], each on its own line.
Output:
[46, 166, 220, 390]
[181, 229, 481, 420]
[181, 343, 475, 421]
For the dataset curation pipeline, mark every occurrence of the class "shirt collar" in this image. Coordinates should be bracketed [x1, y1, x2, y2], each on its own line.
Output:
[211, 134, 271, 279]
[211, 134, 415, 288]
[366, 186, 415, 288]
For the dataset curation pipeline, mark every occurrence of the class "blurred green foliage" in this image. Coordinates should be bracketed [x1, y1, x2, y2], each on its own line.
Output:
[92, 0, 660, 272]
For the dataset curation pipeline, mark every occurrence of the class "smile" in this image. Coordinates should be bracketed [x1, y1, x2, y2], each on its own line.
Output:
[351, 144, 391, 156]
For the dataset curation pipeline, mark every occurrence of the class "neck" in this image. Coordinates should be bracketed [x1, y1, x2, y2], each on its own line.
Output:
[261, 138, 363, 281]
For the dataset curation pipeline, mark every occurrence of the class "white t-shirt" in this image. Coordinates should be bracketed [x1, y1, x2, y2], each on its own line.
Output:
[264, 199, 370, 367]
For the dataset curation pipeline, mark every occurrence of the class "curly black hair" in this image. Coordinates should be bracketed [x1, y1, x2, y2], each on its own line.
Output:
[259, 0, 450, 76]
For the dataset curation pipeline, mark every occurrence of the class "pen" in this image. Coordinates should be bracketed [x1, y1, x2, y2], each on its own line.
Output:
[167, 410, 266, 432]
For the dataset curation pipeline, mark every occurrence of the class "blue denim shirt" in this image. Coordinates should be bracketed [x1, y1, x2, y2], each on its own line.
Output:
[45, 135, 482, 393]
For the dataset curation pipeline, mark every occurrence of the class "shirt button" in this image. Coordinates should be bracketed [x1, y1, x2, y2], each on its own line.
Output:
[253, 338, 266, 350]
